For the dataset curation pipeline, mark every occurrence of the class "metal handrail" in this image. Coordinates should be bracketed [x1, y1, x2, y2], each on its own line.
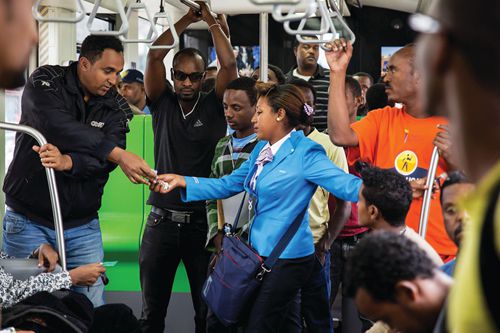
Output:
[418, 146, 440, 239]
[271, 0, 317, 23]
[148, 11, 180, 49]
[120, 1, 158, 44]
[0, 122, 66, 271]
[32, 0, 86, 23]
[179, 0, 218, 18]
[251, 0, 302, 5]
[87, 0, 129, 36]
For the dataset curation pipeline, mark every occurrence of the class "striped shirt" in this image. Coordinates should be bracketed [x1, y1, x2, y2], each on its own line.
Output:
[286, 65, 331, 132]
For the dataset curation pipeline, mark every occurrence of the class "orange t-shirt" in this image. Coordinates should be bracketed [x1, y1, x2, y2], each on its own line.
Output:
[351, 106, 457, 256]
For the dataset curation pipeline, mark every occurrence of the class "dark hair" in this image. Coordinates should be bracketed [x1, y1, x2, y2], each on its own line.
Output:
[172, 48, 207, 70]
[366, 83, 389, 111]
[254, 64, 286, 85]
[288, 78, 317, 104]
[79, 35, 123, 63]
[258, 83, 307, 128]
[353, 72, 374, 85]
[225, 77, 258, 106]
[439, 171, 470, 203]
[201, 78, 216, 93]
[345, 231, 437, 301]
[345, 75, 362, 98]
[360, 167, 413, 227]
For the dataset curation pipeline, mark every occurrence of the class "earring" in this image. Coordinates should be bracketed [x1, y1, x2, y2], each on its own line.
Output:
[276, 118, 281, 121]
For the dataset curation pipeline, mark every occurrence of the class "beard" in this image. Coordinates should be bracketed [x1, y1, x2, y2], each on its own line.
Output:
[0, 68, 27, 89]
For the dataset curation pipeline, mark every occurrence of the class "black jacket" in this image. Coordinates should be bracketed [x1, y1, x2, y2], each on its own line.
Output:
[3, 62, 133, 229]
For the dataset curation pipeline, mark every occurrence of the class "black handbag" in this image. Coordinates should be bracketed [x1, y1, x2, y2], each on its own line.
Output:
[201, 192, 307, 326]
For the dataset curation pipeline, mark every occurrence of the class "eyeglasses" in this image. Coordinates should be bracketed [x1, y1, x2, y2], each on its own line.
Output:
[171, 69, 205, 82]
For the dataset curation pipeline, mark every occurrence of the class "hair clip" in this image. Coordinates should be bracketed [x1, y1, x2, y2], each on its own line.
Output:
[303, 103, 315, 116]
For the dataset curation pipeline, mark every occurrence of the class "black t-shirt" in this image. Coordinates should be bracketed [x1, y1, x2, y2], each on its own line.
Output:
[147, 88, 226, 212]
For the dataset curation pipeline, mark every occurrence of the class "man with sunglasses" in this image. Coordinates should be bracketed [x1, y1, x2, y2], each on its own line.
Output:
[141, 3, 237, 333]
[412, 0, 500, 332]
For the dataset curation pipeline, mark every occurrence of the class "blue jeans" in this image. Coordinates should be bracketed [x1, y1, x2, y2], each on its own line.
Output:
[2, 210, 105, 307]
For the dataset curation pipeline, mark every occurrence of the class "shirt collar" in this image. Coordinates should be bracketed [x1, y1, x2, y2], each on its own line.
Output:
[263, 129, 295, 156]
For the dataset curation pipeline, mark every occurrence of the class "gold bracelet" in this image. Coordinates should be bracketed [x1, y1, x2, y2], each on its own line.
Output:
[208, 23, 220, 31]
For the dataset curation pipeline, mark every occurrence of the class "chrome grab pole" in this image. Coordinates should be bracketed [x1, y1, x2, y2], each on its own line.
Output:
[418, 146, 440, 239]
[0, 122, 66, 271]
[259, 13, 269, 82]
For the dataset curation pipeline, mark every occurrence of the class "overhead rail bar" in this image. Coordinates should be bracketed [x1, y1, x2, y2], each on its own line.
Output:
[251, 0, 302, 5]
[180, 0, 218, 18]
[88, 0, 129, 36]
[147, 10, 180, 49]
[418, 146, 440, 239]
[0, 122, 67, 271]
[271, 0, 317, 23]
[121, 0, 158, 43]
[32, 0, 86, 23]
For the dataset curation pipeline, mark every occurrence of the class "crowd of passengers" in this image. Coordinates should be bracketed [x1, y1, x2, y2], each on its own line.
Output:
[0, 0, 499, 332]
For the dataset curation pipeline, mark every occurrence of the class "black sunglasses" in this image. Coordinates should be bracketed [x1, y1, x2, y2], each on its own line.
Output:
[171, 69, 205, 82]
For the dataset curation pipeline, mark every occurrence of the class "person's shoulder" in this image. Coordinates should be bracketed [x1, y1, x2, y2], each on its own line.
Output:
[29, 65, 67, 90]
[308, 130, 335, 149]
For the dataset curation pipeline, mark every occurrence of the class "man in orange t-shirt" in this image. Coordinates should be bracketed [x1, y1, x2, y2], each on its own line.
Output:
[325, 41, 457, 257]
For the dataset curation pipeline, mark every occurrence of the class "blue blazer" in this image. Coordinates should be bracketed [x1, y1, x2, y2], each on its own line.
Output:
[182, 131, 362, 259]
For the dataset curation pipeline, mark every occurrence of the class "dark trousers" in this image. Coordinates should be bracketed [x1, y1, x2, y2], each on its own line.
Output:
[139, 211, 211, 333]
[245, 254, 325, 333]
[282, 253, 333, 333]
[330, 234, 372, 333]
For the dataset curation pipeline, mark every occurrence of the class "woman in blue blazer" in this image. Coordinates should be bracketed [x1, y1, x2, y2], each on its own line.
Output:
[153, 84, 362, 333]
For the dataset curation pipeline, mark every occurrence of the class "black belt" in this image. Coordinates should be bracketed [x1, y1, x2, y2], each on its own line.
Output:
[337, 231, 368, 243]
[151, 206, 197, 224]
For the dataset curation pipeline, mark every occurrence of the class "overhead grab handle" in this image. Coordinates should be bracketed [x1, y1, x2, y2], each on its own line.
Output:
[271, 0, 317, 23]
[120, 0, 158, 43]
[32, 0, 86, 23]
[283, 0, 332, 36]
[148, 11, 180, 49]
[88, 0, 129, 36]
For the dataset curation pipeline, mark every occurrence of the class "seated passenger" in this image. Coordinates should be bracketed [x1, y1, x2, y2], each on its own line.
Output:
[439, 171, 475, 276]
[0, 243, 104, 308]
[153, 84, 361, 333]
[251, 64, 286, 85]
[345, 232, 452, 333]
[358, 166, 443, 265]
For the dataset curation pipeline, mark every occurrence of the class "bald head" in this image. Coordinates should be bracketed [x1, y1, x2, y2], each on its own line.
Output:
[393, 43, 416, 73]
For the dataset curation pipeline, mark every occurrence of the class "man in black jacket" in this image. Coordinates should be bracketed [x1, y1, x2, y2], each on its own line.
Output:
[2, 35, 155, 307]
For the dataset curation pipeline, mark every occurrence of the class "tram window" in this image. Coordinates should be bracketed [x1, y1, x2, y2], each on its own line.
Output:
[76, 14, 113, 56]
[209, 46, 260, 74]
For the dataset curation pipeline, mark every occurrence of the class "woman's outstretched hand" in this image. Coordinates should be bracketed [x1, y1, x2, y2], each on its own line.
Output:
[150, 174, 186, 194]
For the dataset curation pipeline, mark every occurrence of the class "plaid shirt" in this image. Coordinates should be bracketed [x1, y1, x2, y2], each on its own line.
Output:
[206, 134, 259, 249]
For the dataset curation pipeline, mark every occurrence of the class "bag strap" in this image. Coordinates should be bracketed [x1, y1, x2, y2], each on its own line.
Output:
[479, 180, 500, 329]
[261, 206, 308, 272]
[231, 192, 247, 231]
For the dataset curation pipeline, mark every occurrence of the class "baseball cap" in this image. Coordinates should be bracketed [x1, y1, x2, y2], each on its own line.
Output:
[120, 69, 144, 84]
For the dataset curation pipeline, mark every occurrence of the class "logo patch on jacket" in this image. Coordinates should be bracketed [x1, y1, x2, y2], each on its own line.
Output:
[194, 119, 204, 127]
[90, 121, 105, 128]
